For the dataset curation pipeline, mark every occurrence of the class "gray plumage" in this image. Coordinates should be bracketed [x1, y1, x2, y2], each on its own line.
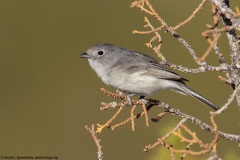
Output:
[80, 43, 219, 110]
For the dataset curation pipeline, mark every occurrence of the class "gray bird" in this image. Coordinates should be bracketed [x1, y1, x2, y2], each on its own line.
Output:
[80, 44, 219, 110]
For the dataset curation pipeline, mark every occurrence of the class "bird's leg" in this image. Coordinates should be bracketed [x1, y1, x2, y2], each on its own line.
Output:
[125, 93, 135, 106]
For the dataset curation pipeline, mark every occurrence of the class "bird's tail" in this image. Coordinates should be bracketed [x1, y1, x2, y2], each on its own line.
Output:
[173, 82, 219, 111]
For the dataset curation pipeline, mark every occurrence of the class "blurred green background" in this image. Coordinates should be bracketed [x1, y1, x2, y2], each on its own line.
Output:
[0, 0, 239, 159]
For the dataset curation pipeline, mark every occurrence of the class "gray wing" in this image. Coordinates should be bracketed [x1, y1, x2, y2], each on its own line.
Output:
[112, 50, 188, 82]
[145, 61, 188, 82]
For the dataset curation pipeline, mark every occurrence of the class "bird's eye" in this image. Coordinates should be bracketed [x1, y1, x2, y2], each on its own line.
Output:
[98, 51, 104, 55]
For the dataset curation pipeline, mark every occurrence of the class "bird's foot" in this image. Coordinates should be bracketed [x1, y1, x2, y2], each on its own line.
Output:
[138, 99, 149, 105]
[138, 96, 148, 105]
[121, 93, 135, 106]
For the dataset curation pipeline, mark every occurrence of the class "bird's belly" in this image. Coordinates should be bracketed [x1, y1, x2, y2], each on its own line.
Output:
[106, 71, 171, 95]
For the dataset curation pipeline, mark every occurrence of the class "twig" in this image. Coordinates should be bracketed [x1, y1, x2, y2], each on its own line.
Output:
[154, 100, 240, 145]
[144, 118, 188, 151]
[98, 89, 240, 144]
[110, 100, 153, 131]
[211, 85, 240, 115]
[151, 112, 168, 122]
[130, 0, 148, 8]
[143, 17, 165, 60]
[209, 115, 219, 153]
[161, 61, 228, 73]
[85, 125, 103, 160]
[173, 0, 208, 30]
[208, 0, 240, 29]
[130, 105, 137, 131]
[96, 107, 123, 133]
[198, 33, 221, 62]
[167, 27, 204, 65]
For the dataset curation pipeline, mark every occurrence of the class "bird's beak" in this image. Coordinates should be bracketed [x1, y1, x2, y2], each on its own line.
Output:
[80, 53, 91, 58]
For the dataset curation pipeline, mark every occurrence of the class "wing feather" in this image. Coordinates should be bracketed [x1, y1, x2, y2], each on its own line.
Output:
[111, 50, 188, 82]
[144, 61, 188, 81]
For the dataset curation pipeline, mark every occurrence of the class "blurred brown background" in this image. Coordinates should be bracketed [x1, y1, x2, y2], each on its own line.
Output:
[0, 0, 239, 159]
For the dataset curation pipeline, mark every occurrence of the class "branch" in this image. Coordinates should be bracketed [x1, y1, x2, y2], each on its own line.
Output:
[147, 99, 240, 145]
[208, 0, 240, 29]
[173, 0, 208, 30]
[161, 61, 228, 73]
[85, 125, 103, 160]
[100, 89, 240, 146]
[211, 85, 240, 115]
[144, 118, 188, 151]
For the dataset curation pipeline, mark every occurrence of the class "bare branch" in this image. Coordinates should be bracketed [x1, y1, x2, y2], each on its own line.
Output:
[85, 125, 103, 160]
[144, 118, 188, 151]
[153, 100, 240, 144]
[211, 85, 240, 115]
[173, 0, 208, 30]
